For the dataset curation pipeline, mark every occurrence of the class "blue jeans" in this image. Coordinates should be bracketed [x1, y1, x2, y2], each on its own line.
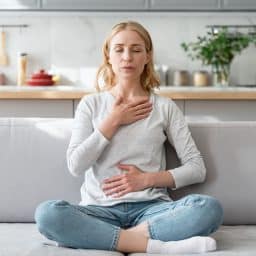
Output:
[35, 194, 223, 251]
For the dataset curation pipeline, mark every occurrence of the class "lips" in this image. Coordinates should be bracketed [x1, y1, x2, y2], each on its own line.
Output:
[121, 66, 135, 69]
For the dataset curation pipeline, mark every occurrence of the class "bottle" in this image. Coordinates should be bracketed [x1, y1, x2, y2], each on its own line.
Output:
[17, 52, 28, 86]
[0, 73, 5, 85]
[154, 64, 169, 85]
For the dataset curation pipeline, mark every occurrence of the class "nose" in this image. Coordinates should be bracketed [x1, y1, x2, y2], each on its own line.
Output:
[122, 49, 132, 61]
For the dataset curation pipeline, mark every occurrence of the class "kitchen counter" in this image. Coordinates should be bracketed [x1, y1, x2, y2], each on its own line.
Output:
[1, 85, 256, 100]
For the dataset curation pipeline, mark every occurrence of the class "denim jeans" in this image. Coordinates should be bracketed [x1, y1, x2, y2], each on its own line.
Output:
[35, 194, 223, 251]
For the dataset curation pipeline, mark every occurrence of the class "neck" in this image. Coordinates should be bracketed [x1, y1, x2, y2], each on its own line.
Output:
[111, 79, 149, 100]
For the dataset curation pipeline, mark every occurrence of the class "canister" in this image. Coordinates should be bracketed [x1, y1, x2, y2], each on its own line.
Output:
[173, 70, 190, 86]
[193, 70, 209, 87]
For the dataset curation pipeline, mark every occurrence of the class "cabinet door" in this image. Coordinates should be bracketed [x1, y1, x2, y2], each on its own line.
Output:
[73, 99, 81, 116]
[73, 99, 184, 118]
[0, 100, 73, 118]
[42, 0, 147, 10]
[174, 100, 185, 113]
[0, 0, 39, 9]
[149, 0, 220, 10]
[185, 100, 256, 121]
[222, 0, 256, 10]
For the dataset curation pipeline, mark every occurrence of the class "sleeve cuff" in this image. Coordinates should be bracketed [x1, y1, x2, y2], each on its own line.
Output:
[168, 167, 189, 190]
[94, 127, 110, 146]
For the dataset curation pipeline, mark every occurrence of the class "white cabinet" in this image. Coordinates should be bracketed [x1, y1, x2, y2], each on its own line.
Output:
[0, 0, 40, 9]
[149, 0, 220, 10]
[0, 98, 255, 120]
[74, 99, 184, 115]
[0, 100, 73, 117]
[222, 0, 256, 10]
[174, 100, 185, 113]
[185, 100, 256, 121]
[41, 0, 147, 10]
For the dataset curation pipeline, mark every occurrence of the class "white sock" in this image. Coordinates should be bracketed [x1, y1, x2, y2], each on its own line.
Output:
[147, 236, 216, 254]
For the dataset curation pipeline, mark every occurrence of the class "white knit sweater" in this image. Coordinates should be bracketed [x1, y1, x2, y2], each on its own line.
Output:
[67, 91, 206, 206]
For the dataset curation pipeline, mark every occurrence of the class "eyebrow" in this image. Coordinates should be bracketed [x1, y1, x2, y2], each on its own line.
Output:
[113, 44, 144, 47]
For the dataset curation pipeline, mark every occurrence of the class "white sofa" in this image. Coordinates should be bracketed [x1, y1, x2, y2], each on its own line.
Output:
[0, 118, 256, 256]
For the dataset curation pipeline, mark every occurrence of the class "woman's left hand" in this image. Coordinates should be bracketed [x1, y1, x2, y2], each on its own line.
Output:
[102, 164, 148, 198]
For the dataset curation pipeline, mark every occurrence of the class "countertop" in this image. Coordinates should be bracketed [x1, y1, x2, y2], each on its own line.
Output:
[1, 85, 256, 100]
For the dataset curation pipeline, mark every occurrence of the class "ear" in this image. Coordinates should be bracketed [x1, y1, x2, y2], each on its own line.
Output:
[145, 52, 151, 64]
[108, 56, 112, 65]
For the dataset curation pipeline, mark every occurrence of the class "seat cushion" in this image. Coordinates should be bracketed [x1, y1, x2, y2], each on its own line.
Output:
[0, 223, 123, 256]
[0, 224, 255, 256]
[129, 225, 256, 256]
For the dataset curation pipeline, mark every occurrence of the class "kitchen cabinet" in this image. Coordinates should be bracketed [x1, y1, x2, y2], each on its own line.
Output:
[185, 100, 256, 121]
[0, 0, 255, 12]
[0, 100, 73, 117]
[0, 0, 40, 9]
[41, 0, 147, 10]
[1, 87, 256, 120]
[1, 98, 255, 120]
[149, 0, 220, 10]
[221, 0, 256, 10]
[74, 99, 185, 116]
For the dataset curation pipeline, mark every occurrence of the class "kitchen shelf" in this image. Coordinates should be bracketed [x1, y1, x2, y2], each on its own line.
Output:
[1, 85, 256, 100]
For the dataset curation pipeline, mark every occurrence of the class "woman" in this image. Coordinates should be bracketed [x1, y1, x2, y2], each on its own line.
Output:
[35, 21, 223, 254]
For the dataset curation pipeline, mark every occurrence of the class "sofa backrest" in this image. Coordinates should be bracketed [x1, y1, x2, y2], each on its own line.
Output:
[0, 118, 255, 224]
[0, 118, 83, 222]
[167, 122, 256, 225]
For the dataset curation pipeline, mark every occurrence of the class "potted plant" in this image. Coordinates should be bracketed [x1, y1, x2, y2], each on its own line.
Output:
[181, 28, 256, 86]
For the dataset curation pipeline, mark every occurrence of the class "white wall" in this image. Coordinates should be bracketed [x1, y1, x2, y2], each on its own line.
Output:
[0, 12, 256, 86]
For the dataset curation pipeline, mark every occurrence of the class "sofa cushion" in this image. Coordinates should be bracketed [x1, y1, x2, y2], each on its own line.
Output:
[130, 225, 256, 255]
[0, 223, 123, 256]
[166, 122, 256, 225]
[129, 225, 256, 255]
[0, 118, 83, 222]
[1, 118, 256, 225]
[0, 224, 255, 256]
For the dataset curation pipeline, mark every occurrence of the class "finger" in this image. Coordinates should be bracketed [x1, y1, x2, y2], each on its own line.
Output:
[105, 184, 127, 196]
[103, 174, 124, 184]
[133, 102, 152, 111]
[112, 188, 130, 198]
[134, 112, 151, 121]
[135, 106, 152, 116]
[102, 180, 123, 190]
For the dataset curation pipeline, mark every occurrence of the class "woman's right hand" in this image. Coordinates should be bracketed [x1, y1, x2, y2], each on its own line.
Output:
[110, 95, 153, 126]
[98, 95, 152, 140]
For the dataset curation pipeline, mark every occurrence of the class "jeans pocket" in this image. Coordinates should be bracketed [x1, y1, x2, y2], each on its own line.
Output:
[142, 202, 171, 217]
[75, 205, 118, 222]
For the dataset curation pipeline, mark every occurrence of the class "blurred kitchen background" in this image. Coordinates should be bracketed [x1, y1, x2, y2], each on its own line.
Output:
[1, 1, 256, 87]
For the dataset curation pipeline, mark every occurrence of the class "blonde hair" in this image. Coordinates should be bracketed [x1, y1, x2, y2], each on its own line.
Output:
[95, 21, 160, 92]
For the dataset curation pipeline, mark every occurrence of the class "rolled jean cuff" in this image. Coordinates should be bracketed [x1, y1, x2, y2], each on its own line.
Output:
[110, 226, 121, 251]
[147, 219, 158, 240]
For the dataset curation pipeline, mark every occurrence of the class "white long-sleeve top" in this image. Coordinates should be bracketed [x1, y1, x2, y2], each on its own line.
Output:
[67, 91, 206, 206]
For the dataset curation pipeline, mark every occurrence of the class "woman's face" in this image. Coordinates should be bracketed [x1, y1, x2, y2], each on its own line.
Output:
[108, 29, 150, 83]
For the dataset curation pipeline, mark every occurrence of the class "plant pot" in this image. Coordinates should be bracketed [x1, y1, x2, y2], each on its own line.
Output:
[212, 64, 230, 87]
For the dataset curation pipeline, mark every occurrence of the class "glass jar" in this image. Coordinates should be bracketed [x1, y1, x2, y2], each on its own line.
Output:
[212, 64, 230, 87]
